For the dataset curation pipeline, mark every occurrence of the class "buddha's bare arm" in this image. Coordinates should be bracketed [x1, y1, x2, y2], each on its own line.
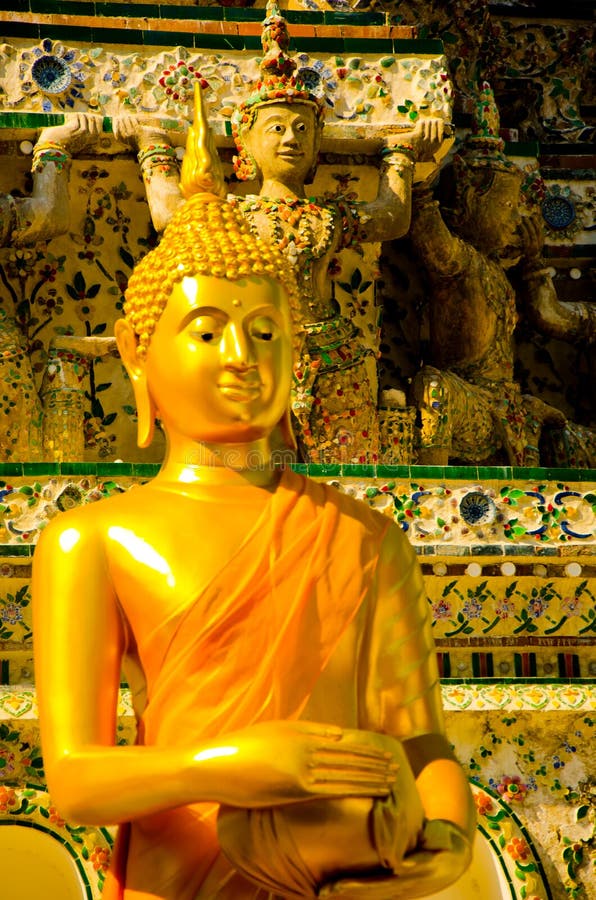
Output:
[13, 114, 102, 245]
[113, 116, 184, 232]
[33, 510, 399, 827]
[360, 119, 445, 244]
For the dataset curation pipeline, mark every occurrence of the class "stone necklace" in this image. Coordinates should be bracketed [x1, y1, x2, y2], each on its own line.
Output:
[238, 196, 336, 285]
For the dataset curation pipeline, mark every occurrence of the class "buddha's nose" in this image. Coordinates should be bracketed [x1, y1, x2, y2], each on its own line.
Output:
[222, 323, 256, 369]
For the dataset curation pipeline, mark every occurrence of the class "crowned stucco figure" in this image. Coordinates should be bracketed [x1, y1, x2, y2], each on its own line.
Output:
[230, 1, 446, 463]
[409, 83, 569, 466]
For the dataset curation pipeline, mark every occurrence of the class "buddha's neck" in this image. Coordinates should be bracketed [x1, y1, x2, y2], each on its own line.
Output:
[155, 436, 280, 490]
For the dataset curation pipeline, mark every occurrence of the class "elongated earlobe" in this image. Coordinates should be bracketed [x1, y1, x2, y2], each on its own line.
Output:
[114, 319, 156, 448]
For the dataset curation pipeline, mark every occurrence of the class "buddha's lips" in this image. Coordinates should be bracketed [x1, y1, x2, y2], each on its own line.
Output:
[218, 380, 263, 401]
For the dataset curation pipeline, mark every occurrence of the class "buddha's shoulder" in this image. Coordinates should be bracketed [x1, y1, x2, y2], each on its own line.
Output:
[36, 484, 157, 547]
[297, 473, 394, 538]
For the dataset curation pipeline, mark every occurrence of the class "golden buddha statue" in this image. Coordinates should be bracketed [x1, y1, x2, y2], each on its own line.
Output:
[32, 87, 474, 900]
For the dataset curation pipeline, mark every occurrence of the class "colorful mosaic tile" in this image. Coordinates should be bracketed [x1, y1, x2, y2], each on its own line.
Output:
[330, 477, 596, 549]
[0, 37, 452, 132]
[0, 473, 594, 552]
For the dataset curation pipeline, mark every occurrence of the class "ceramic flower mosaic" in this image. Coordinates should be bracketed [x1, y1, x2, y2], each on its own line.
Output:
[14, 40, 93, 112]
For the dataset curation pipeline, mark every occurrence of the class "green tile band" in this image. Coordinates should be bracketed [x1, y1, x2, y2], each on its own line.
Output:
[0, 462, 593, 482]
[0, 545, 33, 556]
[158, 4, 223, 21]
[344, 38, 393, 53]
[30, 0, 95, 13]
[22, 463, 60, 475]
[96, 463, 132, 476]
[324, 11, 386, 26]
[0, 112, 65, 128]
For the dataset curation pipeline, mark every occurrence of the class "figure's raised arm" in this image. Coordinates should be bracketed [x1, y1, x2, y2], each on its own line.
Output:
[13, 113, 103, 246]
[520, 214, 596, 345]
[408, 181, 469, 277]
[359, 118, 447, 244]
[113, 115, 184, 232]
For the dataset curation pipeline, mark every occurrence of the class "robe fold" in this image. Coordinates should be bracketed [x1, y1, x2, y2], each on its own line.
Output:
[102, 470, 391, 900]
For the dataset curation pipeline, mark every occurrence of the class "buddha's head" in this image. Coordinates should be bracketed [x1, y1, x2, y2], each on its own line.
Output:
[116, 85, 301, 451]
[231, 1, 325, 184]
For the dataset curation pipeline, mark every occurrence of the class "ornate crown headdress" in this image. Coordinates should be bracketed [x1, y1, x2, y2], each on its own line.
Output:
[231, 1, 326, 181]
[454, 81, 519, 181]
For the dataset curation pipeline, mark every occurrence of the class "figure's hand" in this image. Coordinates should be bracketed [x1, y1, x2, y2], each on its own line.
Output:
[38, 113, 103, 153]
[523, 394, 567, 428]
[405, 118, 445, 162]
[113, 115, 171, 151]
[519, 212, 545, 265]
[195, 721, 399, 808]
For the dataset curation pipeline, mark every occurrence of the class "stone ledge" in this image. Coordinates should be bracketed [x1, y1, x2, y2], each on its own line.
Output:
[0, 11, 426, 49]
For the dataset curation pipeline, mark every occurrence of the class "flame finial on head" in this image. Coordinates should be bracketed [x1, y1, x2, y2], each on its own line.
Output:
[180, 82, 226, 201]
[260, 0, 296, 80]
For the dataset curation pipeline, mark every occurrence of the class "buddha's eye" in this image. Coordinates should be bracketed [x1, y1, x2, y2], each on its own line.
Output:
[249, 316, 278, 342]
[191, 315, 222, 343]
[268, 124, 285, 134]
[296, 121, 307, 132]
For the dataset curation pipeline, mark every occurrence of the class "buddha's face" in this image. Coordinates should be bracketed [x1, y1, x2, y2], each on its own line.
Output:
[143, 274, 293, 445]
[242, 103, 320, 185]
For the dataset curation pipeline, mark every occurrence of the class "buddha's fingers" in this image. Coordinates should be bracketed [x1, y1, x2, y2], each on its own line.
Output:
[313, 744, 397, 762]
[306, 771, 396, 797]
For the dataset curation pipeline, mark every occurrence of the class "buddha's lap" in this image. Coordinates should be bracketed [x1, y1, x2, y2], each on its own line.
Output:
[218, 796, 382, 893]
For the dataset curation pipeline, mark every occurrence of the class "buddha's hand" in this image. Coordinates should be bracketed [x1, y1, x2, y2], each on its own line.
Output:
[38, 113, 103, 153]
[193, 722, 400, 808]
[319, 819, 473, 899]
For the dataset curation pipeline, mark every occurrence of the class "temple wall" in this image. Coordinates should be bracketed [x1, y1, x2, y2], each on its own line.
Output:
[0, 2, 594, 899]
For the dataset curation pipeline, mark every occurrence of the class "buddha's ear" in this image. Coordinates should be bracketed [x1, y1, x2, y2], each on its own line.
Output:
[114, 319, 156, 448]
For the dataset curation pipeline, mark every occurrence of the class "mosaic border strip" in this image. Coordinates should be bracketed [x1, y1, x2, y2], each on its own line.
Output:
[2, 0, 594, 24]
[0, 470, 594, 553]
[1, 684, 593, 720]
[0, 14, 441, 55]
[473, 783, 553, 900]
